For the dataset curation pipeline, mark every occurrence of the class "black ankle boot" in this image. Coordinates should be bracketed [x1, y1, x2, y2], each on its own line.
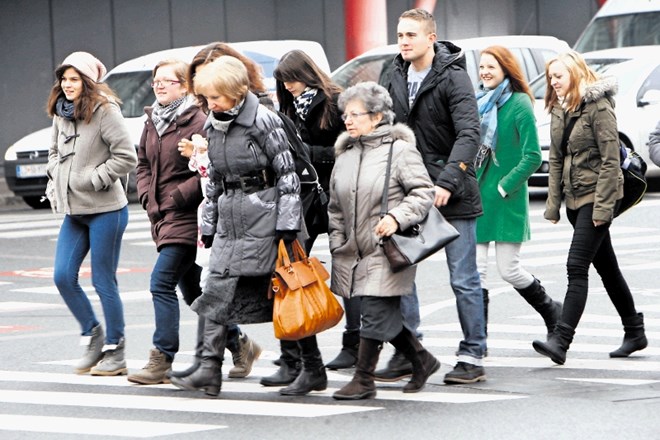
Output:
[389, 328, 440, 393]
[325, 330, 360, 370]
[260, 339, 301, 386]
[532, 322, 575, 365]
[610, 312, 648, 358]
[333, 338, 381, 400]
[168, 315, 204, 379]
[170, 319, 226, 396]
[279, 335, 327, 396]
[516, 277, 562, 338]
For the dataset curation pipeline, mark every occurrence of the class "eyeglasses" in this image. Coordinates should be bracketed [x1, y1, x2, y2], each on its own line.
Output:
[151, 79, 181, 88]
[341, 111, 371, 122]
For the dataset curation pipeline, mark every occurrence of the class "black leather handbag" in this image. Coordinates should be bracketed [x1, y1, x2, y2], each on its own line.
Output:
[379, 143, 460, 273]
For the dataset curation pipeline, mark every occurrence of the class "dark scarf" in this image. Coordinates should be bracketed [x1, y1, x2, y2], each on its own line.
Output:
[56, 97, 75, 120]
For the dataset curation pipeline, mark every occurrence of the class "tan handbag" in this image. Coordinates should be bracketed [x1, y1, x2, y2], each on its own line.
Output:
[271, 239, 344, 340]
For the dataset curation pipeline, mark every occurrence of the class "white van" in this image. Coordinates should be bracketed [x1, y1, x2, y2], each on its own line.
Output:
[4, 40, 330, 208]
[574, 0, 660, 52]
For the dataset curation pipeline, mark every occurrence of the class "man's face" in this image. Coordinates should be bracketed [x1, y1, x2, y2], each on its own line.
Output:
[397, 18, 435, 63]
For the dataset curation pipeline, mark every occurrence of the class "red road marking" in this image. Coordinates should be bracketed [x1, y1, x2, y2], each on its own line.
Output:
[0, 325, 39, 334]
[0, 267, 149, 279]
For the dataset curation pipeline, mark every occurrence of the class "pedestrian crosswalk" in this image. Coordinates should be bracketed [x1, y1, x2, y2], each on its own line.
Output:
[2, 199, 660, 437]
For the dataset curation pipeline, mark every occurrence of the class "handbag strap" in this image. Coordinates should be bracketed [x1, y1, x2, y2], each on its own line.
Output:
[379, 141, 395, 218]
[560, 106, 583, 154]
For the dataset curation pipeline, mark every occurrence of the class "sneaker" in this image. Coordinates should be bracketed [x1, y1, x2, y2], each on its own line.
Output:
[443, 362, 486, 384]
[374, 351, 413, 382]
[228, 334, 262, 378]
[127, 348, 172, 385]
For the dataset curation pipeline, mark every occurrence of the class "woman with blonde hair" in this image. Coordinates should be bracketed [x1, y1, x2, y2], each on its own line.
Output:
[532, 51, 647, 364]
[170, 56, 306, 397]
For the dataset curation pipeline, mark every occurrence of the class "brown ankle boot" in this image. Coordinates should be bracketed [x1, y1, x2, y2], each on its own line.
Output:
[390, 327, 440, 393]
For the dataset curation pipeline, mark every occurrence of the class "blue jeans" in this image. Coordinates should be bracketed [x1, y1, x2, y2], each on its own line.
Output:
[151, 244, 202, 361]
[402, 217, 486, 364]
[54, 206, 128, 344]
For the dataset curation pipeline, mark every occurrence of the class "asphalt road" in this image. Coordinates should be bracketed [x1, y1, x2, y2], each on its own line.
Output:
[1, 189, 660, 439]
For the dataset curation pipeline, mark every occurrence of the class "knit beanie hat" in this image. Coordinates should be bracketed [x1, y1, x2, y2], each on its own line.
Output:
[60, 51, 107, 83]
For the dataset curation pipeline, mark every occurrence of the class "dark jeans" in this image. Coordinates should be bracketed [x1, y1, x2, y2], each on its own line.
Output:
[562, 203, 637, 328]
[151, 244, 202, 361]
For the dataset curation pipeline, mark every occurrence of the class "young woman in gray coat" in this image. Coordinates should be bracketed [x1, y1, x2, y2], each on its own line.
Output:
[329, 82, 440, 400]
[46, 51, 137, 376]
[169, 56, 305, 397]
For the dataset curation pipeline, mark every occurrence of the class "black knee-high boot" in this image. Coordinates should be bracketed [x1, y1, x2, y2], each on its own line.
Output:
[170, 319, 226, 396]
[389, 327, 440, 393]
[279, 335, 327, 396]
[168, 315, 204, 379]
[515, 277, 562, 339]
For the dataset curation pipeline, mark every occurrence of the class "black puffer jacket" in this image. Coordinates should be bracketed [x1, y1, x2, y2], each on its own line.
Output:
[387, 41, 482, 220]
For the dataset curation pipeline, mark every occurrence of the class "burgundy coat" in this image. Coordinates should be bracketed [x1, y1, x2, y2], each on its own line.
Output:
[136, 102, 206, 250]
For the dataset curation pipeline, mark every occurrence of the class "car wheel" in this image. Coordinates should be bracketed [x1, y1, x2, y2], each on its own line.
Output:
[23, 196, 49, 209]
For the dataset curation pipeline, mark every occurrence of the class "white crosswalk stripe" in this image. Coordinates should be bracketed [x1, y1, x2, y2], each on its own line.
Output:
[2, 200, 660, 437]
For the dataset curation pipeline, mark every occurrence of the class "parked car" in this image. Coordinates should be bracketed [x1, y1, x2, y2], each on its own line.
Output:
[4, 40, 330, 208]
[331, 35, 570, 90]
[529, 46, 660, 186]
[574, 0, 660, 53]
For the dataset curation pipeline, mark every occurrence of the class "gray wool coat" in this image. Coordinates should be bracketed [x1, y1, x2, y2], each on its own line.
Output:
[328, 123, 435, 298]
[47, 101, 137, 215]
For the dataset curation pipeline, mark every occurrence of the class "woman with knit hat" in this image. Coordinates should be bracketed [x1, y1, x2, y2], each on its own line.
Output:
[46, 51, 137, 376]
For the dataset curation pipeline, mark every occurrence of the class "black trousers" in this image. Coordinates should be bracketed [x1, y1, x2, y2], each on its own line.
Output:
[561, 203, 637, 328]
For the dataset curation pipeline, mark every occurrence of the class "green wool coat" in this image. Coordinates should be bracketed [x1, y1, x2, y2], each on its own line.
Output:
[476, 92, 541, 243]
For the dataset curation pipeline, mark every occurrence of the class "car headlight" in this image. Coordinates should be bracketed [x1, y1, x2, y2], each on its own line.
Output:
[4, 144, 17, 161]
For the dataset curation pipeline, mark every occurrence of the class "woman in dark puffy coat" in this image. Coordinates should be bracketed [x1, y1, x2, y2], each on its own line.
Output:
[129, 59, 207, 386]
[170, 55, 310, 397]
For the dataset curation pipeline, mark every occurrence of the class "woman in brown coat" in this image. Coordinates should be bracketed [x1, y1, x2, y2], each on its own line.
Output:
[128, 59, 207, 385]
[329, 82, 439, 400]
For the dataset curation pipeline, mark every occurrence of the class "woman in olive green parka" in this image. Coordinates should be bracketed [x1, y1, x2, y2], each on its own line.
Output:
[475, 46, 561, 339]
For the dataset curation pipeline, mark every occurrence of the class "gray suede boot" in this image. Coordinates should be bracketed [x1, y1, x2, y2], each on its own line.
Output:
[90, 338, 127, 376]
[74, 324, 104, 374]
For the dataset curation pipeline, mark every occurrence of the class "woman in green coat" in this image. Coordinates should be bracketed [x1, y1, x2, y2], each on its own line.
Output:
[474, 46, 561, 338]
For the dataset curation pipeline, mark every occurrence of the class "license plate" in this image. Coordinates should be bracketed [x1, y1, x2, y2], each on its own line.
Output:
[16, 163, 48, 178]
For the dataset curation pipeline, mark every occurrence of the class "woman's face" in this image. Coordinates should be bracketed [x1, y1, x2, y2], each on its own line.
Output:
[152, 65, 187, 106]
[343, 100, 379, 137]
[204, 92, 237, 113]
[284, 81, 307, 98]
[61, 67, 84, 102]
[548, 60, 571, 98]
[479, 53, 505, 90]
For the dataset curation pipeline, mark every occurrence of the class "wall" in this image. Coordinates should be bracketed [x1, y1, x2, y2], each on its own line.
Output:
[0, 0, 597, 157]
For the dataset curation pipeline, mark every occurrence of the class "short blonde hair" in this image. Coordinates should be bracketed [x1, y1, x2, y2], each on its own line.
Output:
[193, 55, 249, 102]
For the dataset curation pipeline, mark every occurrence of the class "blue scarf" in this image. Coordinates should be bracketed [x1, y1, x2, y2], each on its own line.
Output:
[56, 97, 75, 120]
[475, 78, 512, 168]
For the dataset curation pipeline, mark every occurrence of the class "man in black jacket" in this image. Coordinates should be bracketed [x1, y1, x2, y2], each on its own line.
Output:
[377, 8, 487, 384]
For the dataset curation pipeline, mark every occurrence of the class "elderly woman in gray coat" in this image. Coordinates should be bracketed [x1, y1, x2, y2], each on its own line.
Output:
[329, 82, 440, 400]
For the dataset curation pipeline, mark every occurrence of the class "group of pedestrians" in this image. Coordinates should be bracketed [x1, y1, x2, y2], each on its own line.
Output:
[45, 7, 653, 401]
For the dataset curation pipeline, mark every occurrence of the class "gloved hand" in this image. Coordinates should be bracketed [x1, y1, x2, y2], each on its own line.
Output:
[275, 230, 297, 244]
[201, 234, 214, 249]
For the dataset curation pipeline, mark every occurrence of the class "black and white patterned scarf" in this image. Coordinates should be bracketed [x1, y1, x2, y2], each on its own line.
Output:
[151, 95, 189, 136]
[294, 87, 317, 121]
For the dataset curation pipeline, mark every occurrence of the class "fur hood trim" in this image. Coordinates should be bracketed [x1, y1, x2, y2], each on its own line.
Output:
[582, 76, 618, 103]
[334, 123, 416, 156]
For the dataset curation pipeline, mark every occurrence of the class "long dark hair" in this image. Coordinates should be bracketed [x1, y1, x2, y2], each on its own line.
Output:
[274, 50, 342, 130]
[46, 65, 121, 123]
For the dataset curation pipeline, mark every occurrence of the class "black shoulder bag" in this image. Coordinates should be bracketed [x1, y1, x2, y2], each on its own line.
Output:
[379, 142, 460, 273]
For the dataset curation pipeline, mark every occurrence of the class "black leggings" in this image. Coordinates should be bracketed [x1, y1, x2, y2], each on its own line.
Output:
[561, 203, 637, 328]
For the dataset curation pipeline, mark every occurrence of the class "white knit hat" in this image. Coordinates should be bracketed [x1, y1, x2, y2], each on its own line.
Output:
[60, 51, 107, 82]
